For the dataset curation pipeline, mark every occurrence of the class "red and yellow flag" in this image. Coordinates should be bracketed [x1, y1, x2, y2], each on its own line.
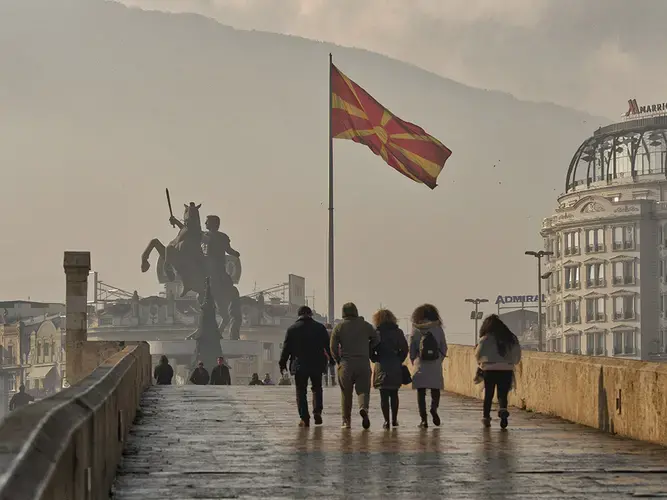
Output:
[330, 63, 451, 189]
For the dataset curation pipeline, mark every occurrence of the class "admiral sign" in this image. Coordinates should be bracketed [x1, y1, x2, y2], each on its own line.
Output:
[624, 98, 667, 117]
[495, 294, 546, 305]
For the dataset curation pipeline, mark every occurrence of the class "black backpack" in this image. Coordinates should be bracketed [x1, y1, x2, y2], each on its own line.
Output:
[419, 331, 439, 361]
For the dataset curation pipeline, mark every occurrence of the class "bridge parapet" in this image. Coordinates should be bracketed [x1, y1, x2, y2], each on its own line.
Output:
[444, 345, 667, 447]
[0, 342, 151, 500]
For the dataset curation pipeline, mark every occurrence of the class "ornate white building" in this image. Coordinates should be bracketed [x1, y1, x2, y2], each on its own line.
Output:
[541, 111, 667, 360]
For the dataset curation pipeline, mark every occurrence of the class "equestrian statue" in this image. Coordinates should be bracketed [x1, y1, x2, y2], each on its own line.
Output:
[141, 189, 243, 339]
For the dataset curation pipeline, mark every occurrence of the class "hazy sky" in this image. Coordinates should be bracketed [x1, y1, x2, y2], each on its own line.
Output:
[119, 0, 666, 118]
[1, 0, 656, 334]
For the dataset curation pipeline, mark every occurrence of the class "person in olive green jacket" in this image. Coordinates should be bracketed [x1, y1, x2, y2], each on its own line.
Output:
[330, 302, 380, 429]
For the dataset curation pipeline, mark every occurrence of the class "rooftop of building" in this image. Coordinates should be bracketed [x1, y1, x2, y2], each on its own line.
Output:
[565, 112, 667, 195]
[0, 300, 64, 308]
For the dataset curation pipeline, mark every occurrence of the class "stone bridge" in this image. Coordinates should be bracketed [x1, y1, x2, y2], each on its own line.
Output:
[0, 253, 665, 499]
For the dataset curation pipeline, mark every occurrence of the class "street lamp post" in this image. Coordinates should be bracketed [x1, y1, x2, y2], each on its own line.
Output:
[524, 250, 554, 351]
[464, 298, 488, 345]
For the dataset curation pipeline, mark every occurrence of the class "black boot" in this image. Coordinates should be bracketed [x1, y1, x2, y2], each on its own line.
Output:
[430, 408, 441, 427]
[360, 409, 371, 430]
[499, 409, 509, 429]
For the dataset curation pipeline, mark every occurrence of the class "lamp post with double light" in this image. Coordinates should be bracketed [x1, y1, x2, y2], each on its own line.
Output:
[524, 250, 553, 351]
[464, 298, 488, 345]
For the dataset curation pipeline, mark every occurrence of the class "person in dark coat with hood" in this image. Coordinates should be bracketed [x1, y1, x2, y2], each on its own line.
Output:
[154, 355, 174, 385]
[371, 309, 409, 429]
[330, 302, 380, 430]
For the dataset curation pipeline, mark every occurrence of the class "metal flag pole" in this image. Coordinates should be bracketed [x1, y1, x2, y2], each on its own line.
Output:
[327, 53, 335, 324]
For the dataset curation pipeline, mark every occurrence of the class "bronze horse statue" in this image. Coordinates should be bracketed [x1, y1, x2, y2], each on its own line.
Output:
[141, 201, 241, 338]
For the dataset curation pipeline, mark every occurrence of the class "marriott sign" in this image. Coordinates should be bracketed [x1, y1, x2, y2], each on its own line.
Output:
[624, 98, 667, 117]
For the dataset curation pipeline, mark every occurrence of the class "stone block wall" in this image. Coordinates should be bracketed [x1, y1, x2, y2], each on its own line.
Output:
[0, 342, 151, 500]
[77, 340, 127, 383]
[443, 344, 667, 447]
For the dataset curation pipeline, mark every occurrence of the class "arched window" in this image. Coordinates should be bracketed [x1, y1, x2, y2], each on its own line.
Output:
[43, 342, 50, 359]
[37, 343, 42, 359]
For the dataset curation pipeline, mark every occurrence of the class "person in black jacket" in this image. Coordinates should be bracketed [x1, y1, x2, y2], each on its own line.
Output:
[279, 305, 333, 427]
[154, 355, 174, 385]
[210, 357, 232, 385]
[189, 361, 210, 385]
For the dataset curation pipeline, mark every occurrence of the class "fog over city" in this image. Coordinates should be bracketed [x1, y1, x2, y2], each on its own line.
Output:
[2, 0, 663, 332]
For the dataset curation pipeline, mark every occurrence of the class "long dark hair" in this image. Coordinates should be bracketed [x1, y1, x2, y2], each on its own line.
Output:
[479, 314, 518, 356]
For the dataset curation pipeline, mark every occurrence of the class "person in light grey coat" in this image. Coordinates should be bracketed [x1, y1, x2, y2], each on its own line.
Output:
[409, 304, 448, 428]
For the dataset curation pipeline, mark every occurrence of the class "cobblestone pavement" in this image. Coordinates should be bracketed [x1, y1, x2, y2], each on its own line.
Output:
[112, 386, 667, 499]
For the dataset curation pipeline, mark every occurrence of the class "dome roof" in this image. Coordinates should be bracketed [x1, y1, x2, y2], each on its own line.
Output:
[565, 115, 667, 193]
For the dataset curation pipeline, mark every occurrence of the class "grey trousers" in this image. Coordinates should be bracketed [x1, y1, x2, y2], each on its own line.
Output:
[337, 360, 371, 421]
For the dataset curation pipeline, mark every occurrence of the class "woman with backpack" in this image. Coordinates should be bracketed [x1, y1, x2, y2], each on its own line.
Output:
[371, 308, 410, 429]
[475, 314, 522, 429]
[409, 304, 448, 428]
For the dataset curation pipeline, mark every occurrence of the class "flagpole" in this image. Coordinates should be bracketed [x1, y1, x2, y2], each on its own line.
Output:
[327, 53, 335, 324]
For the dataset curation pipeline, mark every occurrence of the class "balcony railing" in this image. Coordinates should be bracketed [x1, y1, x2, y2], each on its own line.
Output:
[0, 357, 18, 367]
[614, 311, 635, 320]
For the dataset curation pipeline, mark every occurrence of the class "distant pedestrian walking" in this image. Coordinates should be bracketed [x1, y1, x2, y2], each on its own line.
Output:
[9, 385, 34, 411]
[330, 302, 380, 429]
[371, 309, 409, 429]
[154, 355, 174, 385]
[263, 373, 275, 385]
[279, 305, 333, 427]
[249, 373, 264, 385]
[475, 314, 522, 429]
[409, 304, 448, 428]
[210, 356, 231, 385]
[189, 361, 210, 385]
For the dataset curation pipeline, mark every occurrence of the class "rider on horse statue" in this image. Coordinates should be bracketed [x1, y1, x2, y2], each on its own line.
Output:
[201, 215, 240, 293]
[141, 193, 243, 339]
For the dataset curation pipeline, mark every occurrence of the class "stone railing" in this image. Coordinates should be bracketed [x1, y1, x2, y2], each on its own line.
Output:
[0, 342, 151, 500]
[443, 345, 667, 447]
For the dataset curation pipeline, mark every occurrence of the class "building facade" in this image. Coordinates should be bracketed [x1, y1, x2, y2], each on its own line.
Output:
[541, 112, 667, 360]
[0, 315, 66, 415]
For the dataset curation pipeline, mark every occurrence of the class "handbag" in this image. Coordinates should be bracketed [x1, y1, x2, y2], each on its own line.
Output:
[473, 367, 484, 385]
[401, 365, 412, 385]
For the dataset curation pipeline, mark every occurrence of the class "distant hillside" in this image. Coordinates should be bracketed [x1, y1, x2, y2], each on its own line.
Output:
[0, 0, 609, 331]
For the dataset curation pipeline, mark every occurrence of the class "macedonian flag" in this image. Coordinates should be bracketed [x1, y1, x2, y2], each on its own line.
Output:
[331, 63, 451, 189]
